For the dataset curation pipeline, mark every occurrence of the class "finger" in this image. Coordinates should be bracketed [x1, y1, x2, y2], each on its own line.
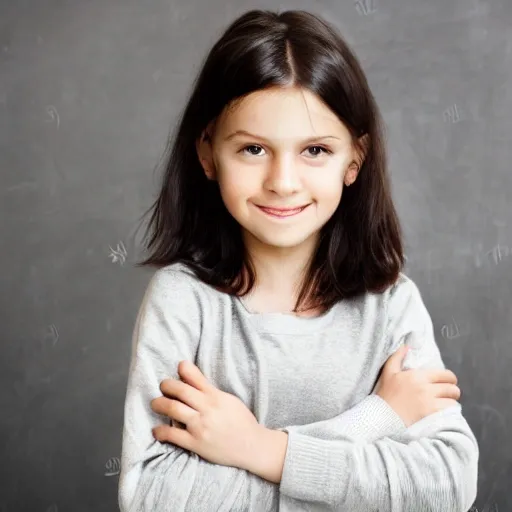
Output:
[178, 360, 214, 393]
[152, 424, 195, 451]
[160, 378, 205, 411]
[435, 398, 460, 411]
[151, 396, 198, 424]
[426, 369, 458, 384]
[433, 383, 461, 400]
[383, 344, 410, 375]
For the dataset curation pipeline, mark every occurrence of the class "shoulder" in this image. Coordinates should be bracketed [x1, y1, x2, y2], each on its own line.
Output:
[353, 272, 432, 351]
[139, 262, 214, 313]
[356, 272, 424, 320]
[381, 272, 431, 329]
[141, 261, 228, 318]
[384, 272, 425, 312]
[149, 261, 202, 290]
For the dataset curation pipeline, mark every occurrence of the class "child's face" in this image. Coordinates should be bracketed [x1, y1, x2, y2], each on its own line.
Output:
[198, 86, 362, 253]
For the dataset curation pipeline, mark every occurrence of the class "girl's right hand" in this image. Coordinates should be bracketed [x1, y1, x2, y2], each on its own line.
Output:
[374, 344, 461, 427]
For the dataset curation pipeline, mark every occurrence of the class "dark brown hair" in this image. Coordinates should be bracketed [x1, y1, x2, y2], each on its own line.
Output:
[136, 9, 404, 313]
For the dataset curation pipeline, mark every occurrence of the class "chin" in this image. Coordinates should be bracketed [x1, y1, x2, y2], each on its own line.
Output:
[253, 232, 319, 250]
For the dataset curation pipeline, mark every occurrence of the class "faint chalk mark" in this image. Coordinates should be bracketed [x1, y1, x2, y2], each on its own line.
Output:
[43, 324, 59, 347]
[443, 104, 462, 123]
[355, 0, 377, 15]
[46, 505, 58, 512]
[152, 68, 163, 82]
[441, 317, 469, 340]
[105, 456, 121, 476]
[108, 241, 128, 265]
[474, 243, 511, 267]
[6, 181, 37, 192]
[45, 105, 60, 128]
[486, 244, 510, 265]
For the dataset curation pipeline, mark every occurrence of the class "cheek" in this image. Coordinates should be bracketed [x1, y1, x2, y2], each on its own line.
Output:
[323, 186, 344, 214]
[216, 168, 256, 210]
[309, 171, 344, 204]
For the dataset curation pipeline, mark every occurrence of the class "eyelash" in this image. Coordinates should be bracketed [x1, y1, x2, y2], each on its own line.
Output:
[240, 145, 333, 157]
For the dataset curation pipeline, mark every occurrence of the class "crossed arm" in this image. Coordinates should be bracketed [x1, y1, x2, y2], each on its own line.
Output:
[118, 270, 479, 512]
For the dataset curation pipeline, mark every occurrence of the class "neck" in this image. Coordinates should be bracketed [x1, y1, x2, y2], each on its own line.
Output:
[242, 231, 319, 310]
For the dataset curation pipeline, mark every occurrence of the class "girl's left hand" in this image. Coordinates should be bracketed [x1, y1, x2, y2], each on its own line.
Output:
[151, 360, 262, 469]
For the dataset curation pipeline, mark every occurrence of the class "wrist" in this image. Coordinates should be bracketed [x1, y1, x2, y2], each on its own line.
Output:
[242, 424, 289, 483]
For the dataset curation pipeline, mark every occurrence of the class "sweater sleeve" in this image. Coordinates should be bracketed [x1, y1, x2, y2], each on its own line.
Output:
[118, 268, 277, 512]
[278, 276, 479, 512]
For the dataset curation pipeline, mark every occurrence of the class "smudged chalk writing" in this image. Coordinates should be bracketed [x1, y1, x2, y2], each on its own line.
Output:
[441, 317, 469, 340]
[43, 324, 59, 346]
[474, 243, 511, 267]
[105, 456, 121, 476]
[108, 241, 128, 265]
[46, 505, 58, 512]
[45, 105, 60, 129]
[443, 104, 461, 123]
[355, 0, 377, 15]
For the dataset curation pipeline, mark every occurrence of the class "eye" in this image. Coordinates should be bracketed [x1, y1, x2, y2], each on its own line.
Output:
[241, 145, 265, 156]
[305, 145, 332, 157]
[239, 144, 333, 157]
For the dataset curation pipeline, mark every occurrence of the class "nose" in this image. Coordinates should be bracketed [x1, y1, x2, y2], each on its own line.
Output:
[263, 155, 302, 197]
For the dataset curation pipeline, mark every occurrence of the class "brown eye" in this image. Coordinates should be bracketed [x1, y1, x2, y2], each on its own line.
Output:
[306, 146, 331, 157]
[241, 145, 264, 156]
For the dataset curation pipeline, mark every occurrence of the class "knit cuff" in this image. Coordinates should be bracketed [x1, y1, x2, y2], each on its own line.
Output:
[332, 393, 407, 442]
[279, 430, 335, 502]
[279, 395, 407, 500]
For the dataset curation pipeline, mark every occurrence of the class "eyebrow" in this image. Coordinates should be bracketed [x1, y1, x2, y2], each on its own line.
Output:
[223, 130, 341, 143]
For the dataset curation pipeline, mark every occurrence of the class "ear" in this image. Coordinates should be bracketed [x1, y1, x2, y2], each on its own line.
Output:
[344, 133, 370, 187]
[196, 127, 216, 180]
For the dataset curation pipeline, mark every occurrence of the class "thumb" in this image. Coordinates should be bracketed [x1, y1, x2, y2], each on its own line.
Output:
[383, 344, 410, 375]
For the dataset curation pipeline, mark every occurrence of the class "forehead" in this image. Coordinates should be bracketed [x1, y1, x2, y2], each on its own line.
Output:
[215, 87, 351, 141]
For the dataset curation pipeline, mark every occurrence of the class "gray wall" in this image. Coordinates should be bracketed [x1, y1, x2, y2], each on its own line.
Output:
[1, 0, 510, 511]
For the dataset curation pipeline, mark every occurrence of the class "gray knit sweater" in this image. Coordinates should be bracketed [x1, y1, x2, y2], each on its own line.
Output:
[118, 263, 479, 512]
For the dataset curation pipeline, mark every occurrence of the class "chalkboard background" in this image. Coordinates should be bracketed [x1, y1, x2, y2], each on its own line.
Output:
[1, 0, 510, 511]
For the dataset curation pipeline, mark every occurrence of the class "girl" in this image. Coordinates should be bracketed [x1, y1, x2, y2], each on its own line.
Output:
[118, 9, 478, 512]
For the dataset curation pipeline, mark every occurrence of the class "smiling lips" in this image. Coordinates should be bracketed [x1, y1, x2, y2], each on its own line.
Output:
[256, 204, 310, 218]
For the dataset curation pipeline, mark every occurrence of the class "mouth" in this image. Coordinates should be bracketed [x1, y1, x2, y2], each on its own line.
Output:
[254, 203, 311, 218]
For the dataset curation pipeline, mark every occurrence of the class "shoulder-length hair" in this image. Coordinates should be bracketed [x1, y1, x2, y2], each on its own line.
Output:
[136, 9, 404, 313]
